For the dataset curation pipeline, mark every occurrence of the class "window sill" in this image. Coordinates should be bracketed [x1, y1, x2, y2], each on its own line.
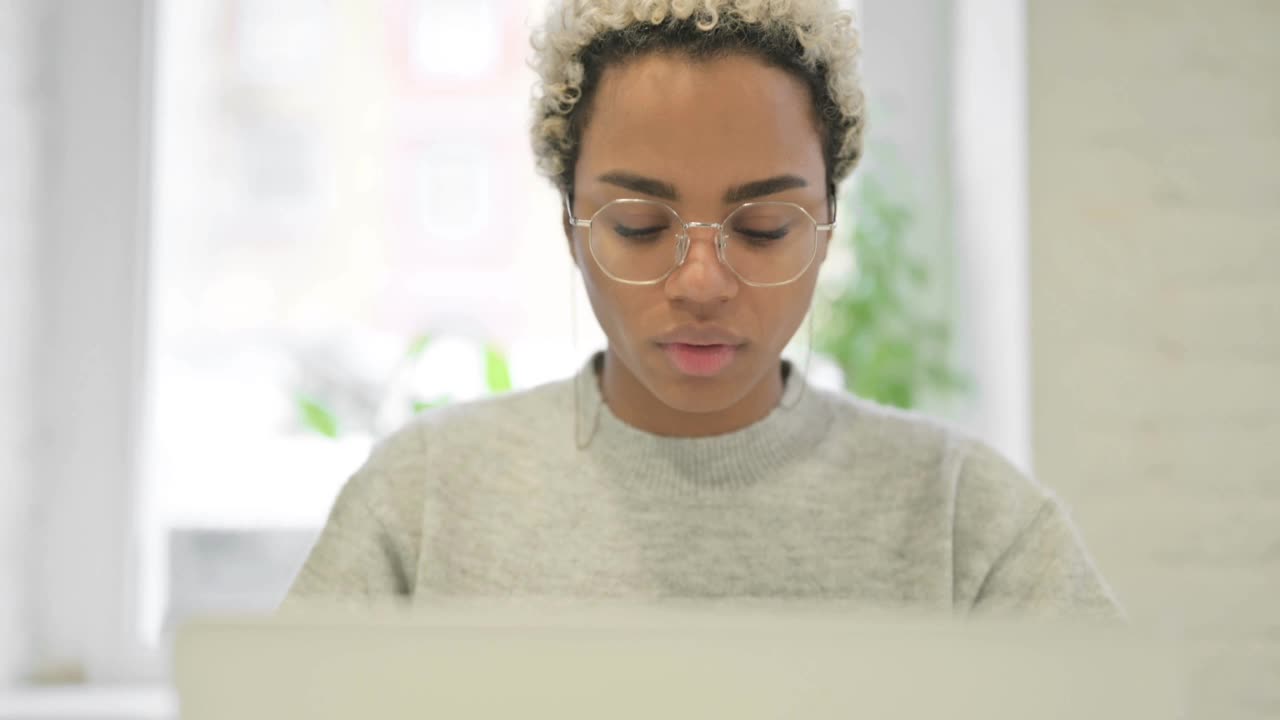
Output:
[0, 686, 174, 720]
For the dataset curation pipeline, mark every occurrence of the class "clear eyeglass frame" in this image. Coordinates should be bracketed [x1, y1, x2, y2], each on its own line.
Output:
[564, 193, 838, 288]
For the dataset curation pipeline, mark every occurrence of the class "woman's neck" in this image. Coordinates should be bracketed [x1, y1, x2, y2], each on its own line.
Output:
[598, 347, 785, 438]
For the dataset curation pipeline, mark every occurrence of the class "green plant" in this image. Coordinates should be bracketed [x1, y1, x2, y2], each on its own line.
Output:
[483, 343, 513, 393]
[814, 177, 969, 409]
[296, 334, 513, 439]
[296, 394, 340, 438]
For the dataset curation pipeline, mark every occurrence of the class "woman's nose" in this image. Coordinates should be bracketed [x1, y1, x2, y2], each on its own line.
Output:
[665, 226, 738, 304]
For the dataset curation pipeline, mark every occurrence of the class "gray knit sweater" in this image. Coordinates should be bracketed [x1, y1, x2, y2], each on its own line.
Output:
[284, 351, 1122, 619]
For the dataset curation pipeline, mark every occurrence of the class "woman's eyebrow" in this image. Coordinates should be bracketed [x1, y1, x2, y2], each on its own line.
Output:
[597, 170, 809, 204]
[598, 171, 679, 201]
[723, 174, 808, 203]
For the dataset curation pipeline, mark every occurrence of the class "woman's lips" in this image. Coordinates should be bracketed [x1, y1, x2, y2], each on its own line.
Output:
[660, 343, 740, 377]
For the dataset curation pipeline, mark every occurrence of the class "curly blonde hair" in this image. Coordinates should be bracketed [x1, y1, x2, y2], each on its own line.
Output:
[529, 0, 866, 197]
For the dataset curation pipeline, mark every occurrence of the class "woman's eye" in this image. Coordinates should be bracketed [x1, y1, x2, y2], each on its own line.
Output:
[613, 223, 668, 240]
[734, 225, 791, 245]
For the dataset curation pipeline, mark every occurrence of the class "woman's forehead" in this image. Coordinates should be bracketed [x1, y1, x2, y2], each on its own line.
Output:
[587, 53, 820, 141]
[577, 54, 826, 197]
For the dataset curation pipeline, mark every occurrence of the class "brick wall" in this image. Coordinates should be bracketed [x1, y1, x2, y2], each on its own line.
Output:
[1029, 1, 1280, 715]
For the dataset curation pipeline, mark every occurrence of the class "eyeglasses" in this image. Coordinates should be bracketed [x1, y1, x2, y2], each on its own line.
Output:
[565, 194, 836, 287]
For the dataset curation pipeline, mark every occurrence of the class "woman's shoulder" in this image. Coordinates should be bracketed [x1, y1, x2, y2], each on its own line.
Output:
[339, 374, 576, 513]
[814, 388, 1099, 611]
[817, 387, 959, 455]
[814, 386, 1050, 510]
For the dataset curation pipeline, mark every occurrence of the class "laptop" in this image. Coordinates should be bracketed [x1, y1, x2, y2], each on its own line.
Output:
[174, 601, 1182, 719]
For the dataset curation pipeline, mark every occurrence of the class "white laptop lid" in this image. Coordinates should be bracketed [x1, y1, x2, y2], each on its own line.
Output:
[174, 604, 1182, 720]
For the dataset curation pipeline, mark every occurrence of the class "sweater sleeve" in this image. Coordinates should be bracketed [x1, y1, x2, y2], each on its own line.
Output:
[969, 496, 1126, 621]
[279, 422, 428, 610]
[951, 439, 1125, 621]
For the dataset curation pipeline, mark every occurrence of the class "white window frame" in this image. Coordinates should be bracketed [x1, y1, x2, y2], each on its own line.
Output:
[24, 0, 162, 683]
[952, 0, 1030, 473]
[1, 0, 38, 689]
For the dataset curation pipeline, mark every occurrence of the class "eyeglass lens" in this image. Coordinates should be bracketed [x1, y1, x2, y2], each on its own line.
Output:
[588, 200, 817, 284]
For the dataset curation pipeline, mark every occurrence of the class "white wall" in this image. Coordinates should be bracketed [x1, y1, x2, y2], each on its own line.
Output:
[0, 0, 36, 687]
[1029, 1, 1280, 715]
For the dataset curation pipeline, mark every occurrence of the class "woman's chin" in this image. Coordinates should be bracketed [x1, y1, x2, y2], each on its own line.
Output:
[646, 366, 759, 415]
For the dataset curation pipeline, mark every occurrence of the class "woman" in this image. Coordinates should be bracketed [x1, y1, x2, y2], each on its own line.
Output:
[285, 0, 1122, 619]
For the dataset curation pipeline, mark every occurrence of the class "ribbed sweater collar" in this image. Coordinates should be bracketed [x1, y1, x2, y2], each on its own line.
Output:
[571, 350, 835, 493]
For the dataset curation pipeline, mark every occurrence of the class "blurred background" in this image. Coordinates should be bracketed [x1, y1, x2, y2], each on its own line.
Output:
[1, 0, 1276, 717]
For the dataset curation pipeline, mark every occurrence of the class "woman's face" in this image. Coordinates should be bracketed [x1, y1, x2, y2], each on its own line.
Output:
[567, 52, 829, 417]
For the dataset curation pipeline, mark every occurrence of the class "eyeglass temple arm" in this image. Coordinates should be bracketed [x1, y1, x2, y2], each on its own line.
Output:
[564, 190, 599, 229]
[821, 184, 838, 230]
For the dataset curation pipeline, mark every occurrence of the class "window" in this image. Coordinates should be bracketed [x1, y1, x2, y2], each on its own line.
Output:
[18, 0, 1025, 683]
[141, 0, 1024, 650]
[141, 0, 596, 646]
